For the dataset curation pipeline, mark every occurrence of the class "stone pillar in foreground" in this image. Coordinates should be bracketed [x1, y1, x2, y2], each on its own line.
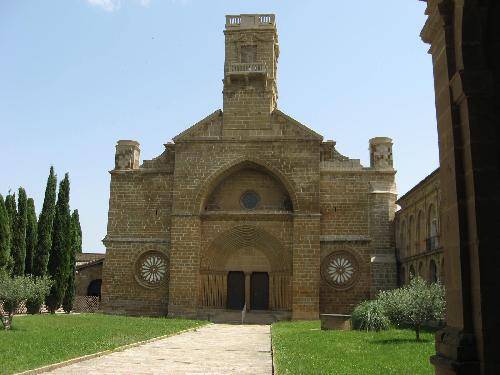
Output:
[420, 1, 500, 373]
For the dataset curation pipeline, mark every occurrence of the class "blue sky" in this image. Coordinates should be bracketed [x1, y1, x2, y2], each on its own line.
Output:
[0, 0, 436, 253]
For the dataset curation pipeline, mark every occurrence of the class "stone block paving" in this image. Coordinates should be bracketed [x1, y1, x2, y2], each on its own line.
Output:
[46, 324, 272, 375]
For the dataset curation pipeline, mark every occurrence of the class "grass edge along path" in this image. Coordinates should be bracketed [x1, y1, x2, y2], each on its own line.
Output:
[272, 320, 436, 375]
[0, 313, 208, 375]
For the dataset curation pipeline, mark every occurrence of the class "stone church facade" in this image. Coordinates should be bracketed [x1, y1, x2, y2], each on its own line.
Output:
[101, 14, 397, 320]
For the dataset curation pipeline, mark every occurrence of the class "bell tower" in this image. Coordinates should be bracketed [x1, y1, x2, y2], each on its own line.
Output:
[222, 14, 279, 137]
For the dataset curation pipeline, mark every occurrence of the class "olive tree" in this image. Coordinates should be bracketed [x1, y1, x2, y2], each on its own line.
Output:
[351, 299, 390, 332]
[378, 277, 445, 340]
[0, 273, 52, 329]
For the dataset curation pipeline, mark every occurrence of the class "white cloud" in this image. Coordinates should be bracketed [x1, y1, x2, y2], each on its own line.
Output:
[86, 0, 122, 12]
[86, 0, 189, 12]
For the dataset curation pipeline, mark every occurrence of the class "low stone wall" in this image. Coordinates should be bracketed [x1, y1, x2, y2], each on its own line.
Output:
[320, 314, 352, 330]
[0, 301, 53, 315]
[0, 296, 100, 315]
[73, 296, 100, 313]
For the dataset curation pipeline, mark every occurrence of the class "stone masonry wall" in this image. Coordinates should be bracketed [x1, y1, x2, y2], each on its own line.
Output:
[319, 169, 397, 312]
[368, 175, 397, 295]
[168, 140, 321, 318]
[101, 241, 169, 316]
[101, 168, 173, 315]
[319, 241, 371, 314]
[76, 263, 103, 296]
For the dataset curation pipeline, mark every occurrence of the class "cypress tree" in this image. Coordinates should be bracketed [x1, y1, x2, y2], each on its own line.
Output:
[3, 193, 16, 274]
[62, 210, 81, 313]
[4, 194, 16, 246]
[33, 167, 57, 277]
[12, 188, 27, 276]
[46, 174, 71, 313]
[0, 195, 12, 272]
[24, 198, 37, 275]
[73, 210, 82, 254]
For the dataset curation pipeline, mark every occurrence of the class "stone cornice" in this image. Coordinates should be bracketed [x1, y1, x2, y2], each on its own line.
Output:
[399, 247, 443, 262]
[370, 254, 396, 263]
[102, 236, 170, 245]
[173, 138, 323, 143]
[320, 168, 396, 175]
[109, 168, 174, 175]
[320, 235, 371, 243]
[420, 2, 442, 44]
[172, 211, 321, 219]
[201, 211, 294, 221]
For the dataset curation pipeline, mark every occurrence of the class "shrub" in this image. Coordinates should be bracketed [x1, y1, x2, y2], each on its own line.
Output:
[0, 273, 52, 329]
[352, 277, 445, 340]
[351, 300, 390, 332]
[378, 288, 408, 327]
[26, 276, 53, 315]
[379, 277, 445, 340]
[400, 277, 445, 340]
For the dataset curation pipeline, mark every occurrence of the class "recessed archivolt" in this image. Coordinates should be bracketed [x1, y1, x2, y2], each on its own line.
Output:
[196, 158, 298, 214]
[200, 225, 290, 272]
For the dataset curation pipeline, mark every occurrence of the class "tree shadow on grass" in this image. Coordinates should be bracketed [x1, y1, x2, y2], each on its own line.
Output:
[370, 338, 433, 345]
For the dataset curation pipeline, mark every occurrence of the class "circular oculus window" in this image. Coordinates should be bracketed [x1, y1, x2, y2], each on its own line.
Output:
[240, 191, 260, 210]
[135, 251, 168, 288]
[321, 251, 359, 289]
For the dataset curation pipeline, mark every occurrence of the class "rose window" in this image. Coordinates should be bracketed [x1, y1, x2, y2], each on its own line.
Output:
[135, 252, 168, 288]
[240, 191, 260, 210]
[321, 251, 359, 289]
[327, 257, 354, 284]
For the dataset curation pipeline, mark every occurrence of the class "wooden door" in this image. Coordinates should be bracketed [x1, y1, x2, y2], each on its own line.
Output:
[227, 271, 245, 310]
[251, 272, 269, 310]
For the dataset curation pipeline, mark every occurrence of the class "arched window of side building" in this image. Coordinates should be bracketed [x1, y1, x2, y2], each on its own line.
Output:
[418, 261, 425, 278]
[427, 204, 439, 250]
[430, 259, 438, 283]
[408, 216, 415, 256]
[440, 259, 445, 283]
[417, 210, 425, 252]
[409, 264, 416, 280]
[400, 220, 407, 258]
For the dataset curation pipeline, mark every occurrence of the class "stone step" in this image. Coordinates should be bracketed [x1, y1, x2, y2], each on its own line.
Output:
[207, 310, 291, 324]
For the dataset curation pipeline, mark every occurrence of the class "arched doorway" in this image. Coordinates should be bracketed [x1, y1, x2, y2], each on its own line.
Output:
[199, 225, 291, 311]
[198, 160, 294, 312]
[87, 279, 102, 299]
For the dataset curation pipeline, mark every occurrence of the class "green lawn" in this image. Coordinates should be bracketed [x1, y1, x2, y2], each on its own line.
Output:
[0, 313, 207, 375]
[272, 321, 436, 375]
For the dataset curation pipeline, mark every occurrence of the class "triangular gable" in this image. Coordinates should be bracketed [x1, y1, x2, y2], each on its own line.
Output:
[173, 109, 223, 142]
[272, 109, 323, 141]
[173, 108, 324, 141]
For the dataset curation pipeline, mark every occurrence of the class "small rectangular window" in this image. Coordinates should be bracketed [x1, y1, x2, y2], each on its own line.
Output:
[240, 45, 257, 63]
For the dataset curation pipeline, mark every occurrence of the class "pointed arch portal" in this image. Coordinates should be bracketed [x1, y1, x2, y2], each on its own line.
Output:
[198, 225, 291, 311]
